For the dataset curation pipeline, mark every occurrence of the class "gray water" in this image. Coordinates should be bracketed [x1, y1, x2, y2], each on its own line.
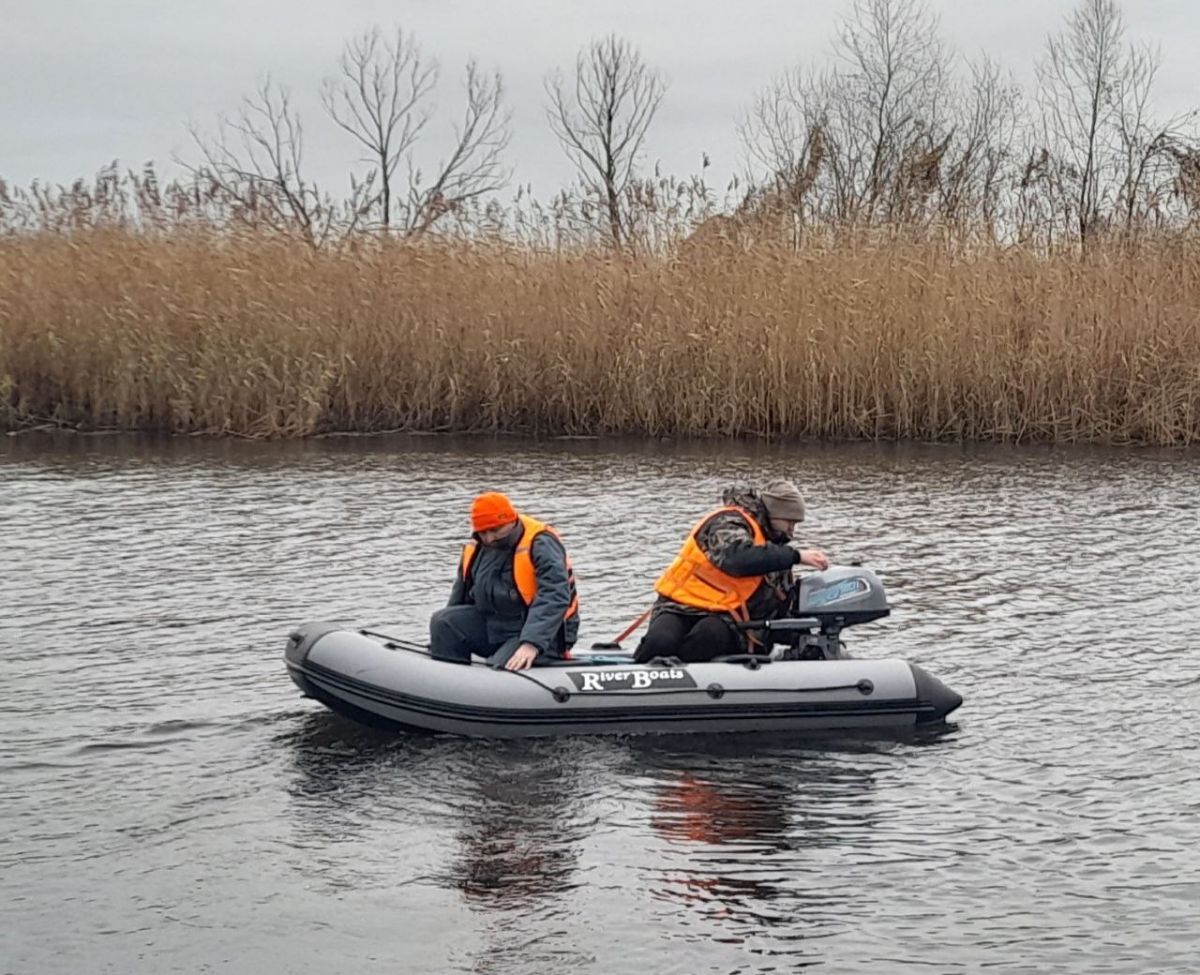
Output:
[2, 433, 1198, 974]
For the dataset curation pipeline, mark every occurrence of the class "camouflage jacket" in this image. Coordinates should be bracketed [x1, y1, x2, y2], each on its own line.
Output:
[655, 485, 798, 623]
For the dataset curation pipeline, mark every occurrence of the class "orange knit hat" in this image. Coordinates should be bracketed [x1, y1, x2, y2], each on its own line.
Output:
[470, 492, 518, 533]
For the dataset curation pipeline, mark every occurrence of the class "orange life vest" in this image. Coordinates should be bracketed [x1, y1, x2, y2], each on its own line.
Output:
[654, 505, 769, 621]
[460, 513, 580, 620]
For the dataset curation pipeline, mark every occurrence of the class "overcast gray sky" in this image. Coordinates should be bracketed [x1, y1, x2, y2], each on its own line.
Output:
[3, 0, 1197, 199]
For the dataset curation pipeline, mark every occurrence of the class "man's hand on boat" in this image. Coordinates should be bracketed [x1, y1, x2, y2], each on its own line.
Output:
[505, 643, 540, 671]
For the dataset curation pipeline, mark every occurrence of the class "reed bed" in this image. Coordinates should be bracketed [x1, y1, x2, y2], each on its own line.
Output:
[2, 229, 1199, 444]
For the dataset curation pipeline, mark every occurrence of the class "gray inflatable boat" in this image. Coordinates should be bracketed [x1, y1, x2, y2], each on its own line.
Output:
[284, 567, 962, 738]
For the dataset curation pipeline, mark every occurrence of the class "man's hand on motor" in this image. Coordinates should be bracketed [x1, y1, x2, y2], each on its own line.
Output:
[797, 549, 830, 571]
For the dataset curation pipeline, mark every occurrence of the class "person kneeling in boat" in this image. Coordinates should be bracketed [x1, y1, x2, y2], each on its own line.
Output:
[430, 491, 580, 671]
[633, 480, 829, 664]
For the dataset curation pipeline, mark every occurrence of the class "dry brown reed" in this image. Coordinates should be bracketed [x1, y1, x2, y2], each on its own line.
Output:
[2, 228, 1199, 444]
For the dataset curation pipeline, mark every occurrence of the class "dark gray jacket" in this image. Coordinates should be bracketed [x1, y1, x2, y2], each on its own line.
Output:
[448, 522, 580, 654]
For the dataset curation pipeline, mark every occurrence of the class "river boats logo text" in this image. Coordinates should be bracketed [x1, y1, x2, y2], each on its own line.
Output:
[567, 669, 698, 692]
[807, 577, 871, 607]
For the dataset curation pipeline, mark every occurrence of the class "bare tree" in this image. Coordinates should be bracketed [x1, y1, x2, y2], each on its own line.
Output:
[545, 35, 666, 249]
[1112, 44, 1161, 233]
[740, 0, 952, 234]
[320, 27, 435, 232]
[1033, 0, 1200, 246]
[836, 0, 951, 221]
[1109, 43, 1198, 235]
[184, 78, 371, 246]
[321, 27, 511, 236]
[1036, 0, 1127, 245]
[401, 61, 511, 237]
[739, 67, 831, 230]
[740, 69, 826, 193]
[1169, 145, 1200, 225]
[938, 55, 1024, 241]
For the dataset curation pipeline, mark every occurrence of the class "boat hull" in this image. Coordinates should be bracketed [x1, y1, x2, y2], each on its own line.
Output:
[284, 624, 962, 738]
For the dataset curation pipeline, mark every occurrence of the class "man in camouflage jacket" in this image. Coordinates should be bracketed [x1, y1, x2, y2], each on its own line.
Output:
[633, 480, 829, 663]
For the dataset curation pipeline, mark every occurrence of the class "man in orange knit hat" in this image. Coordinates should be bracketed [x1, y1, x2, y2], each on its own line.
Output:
[430, 492, 580, 671]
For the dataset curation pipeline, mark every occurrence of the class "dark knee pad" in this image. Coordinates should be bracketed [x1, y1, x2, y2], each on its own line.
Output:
[634, 616, 689, 663]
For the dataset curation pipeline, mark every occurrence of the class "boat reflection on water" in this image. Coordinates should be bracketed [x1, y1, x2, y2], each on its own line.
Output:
[278, 712, 957, 970]
[447, 757, 586, 909]
[277, 712, 446, 891]
[280, 711, 589, 908]
[652, 770, 794, 845]
[627, 735, 896, 946]
[278, 713, 597, 974]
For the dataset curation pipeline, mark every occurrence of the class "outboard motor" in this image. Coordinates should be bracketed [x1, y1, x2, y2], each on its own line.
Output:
[775, 566, 891, 661]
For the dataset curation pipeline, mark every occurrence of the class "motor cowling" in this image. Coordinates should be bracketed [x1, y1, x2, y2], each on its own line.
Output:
[795, 566, 891, 629]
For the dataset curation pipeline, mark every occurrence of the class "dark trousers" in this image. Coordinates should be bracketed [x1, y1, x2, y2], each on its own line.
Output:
[633, 611, 743, 663]
[429, 605, 560, 668]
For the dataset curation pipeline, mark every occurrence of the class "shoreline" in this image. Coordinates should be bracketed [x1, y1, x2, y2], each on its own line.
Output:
[5, 424, 1198, 458]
